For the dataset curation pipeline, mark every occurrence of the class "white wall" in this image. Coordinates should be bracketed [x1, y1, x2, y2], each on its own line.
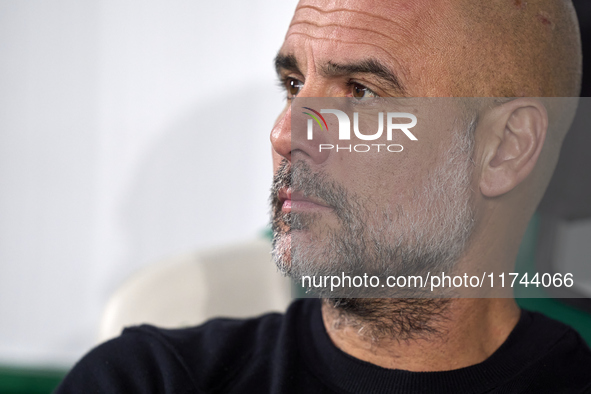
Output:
[0, 0, 297, 368]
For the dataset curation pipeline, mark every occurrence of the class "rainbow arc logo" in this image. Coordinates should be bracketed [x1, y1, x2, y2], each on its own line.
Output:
[302, 107, 329, 132]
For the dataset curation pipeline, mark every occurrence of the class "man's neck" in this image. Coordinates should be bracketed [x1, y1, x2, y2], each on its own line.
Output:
[321, 298, 521, 372]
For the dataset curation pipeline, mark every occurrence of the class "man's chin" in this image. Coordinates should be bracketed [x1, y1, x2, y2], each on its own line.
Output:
[271, 229, 325, 277]
[271, 231, 292, 275]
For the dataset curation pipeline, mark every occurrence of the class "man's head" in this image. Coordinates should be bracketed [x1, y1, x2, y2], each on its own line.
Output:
[269, 0, 581, 304]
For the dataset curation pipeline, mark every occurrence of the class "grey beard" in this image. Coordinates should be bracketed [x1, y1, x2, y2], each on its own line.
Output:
[270, 115, 476, 336]
[271, 116, 476, 298]
[323, 298, 451, 342]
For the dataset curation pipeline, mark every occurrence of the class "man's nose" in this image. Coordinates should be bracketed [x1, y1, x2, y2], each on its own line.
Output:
[270, 106, 292, 162]
[270, 103, 331, 165]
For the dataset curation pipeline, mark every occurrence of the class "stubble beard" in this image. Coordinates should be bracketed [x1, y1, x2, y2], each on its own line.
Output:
[270, 117, 476, 340]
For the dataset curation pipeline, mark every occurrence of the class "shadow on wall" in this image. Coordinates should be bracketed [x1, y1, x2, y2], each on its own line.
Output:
[118, 83, 283, 280]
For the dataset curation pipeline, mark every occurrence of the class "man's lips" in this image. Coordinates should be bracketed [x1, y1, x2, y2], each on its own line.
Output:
[278, 188, 331, 213]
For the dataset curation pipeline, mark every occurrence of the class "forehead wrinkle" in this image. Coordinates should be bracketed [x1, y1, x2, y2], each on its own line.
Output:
[290, 5, 416, 43]
[294, 4, 408, 26]
[286, 4, 424, 87]
[289, 21, 402, 45]
[284, 31, 409, 83]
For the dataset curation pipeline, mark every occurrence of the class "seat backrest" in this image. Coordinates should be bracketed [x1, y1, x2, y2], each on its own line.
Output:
[98, 238, 292, 342]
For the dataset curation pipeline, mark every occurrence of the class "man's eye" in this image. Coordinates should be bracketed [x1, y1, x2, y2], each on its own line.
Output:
[285, 78, 303, 97]
[350, 82, 378, 99]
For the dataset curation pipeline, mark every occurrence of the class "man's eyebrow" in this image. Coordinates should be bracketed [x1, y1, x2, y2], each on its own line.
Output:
[275, 53, 300, 75]
[322, 59, 406, 95]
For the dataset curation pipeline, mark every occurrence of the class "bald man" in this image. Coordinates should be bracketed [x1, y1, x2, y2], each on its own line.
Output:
[57, 1, 591, 393]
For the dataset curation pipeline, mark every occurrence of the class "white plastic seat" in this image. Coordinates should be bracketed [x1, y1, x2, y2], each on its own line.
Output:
[98, 238, 292, 342]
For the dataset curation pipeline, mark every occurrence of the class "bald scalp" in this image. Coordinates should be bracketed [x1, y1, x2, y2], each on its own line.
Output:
[289, 0, 581, 98]
[453, 0, 581, 98]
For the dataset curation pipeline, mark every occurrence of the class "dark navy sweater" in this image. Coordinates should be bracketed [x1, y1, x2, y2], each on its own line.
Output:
[56, 299, 591, 393]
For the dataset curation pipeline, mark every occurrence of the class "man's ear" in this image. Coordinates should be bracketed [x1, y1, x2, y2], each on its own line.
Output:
[479, 98, 548, 198]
